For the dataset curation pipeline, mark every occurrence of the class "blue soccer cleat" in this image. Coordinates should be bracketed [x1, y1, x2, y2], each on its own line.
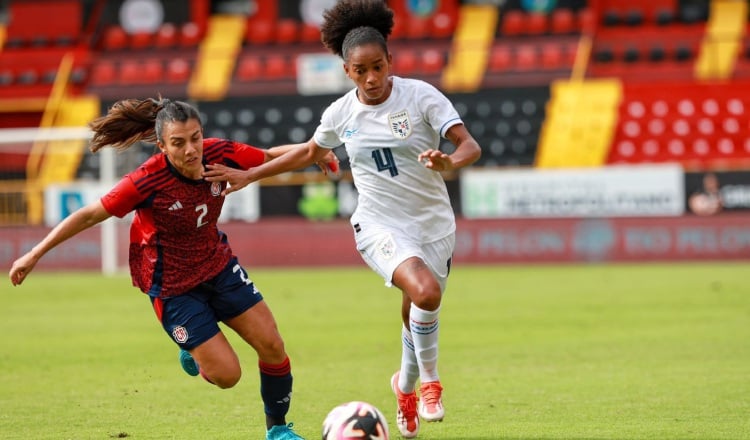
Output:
[266, 423, 304, 440]
[179, 349, 199, 377]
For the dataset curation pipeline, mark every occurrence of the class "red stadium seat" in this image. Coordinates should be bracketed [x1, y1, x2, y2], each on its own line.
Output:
[540, 43, 564, 69]
[264, 55, 293, 79]
[130, 31, 152, 50]
[489, 45, 512, 72]
[526, 13, 548, 35]
[246, 19, 274, 45]
[501, 10, 524, 36]
[236, 56, 262, 81]
[102, 26, 127, 50]
[405, 17, 430, 40]
[165, 58, 191, 83]
[430, 12, 456, 39]
[420, 49, 444, 74]
[141, 59, 164, 83]
[154, 23, 178, 48]
[515, 44, 538, 71]
[299, 23, 321, 44]
[119, 60, 141, 85]
[393, 49, 417, 75]
[550, 8, 576, 34]
[91, 61, 116, 86]
[180, 22, 202, 47]
[275, 19, 299, 45]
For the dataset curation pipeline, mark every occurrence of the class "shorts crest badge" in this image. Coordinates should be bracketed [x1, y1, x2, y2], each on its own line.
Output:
[376, 233, 396, 260]
[389, 110, 411, 139]
[172, 325, 189, 343]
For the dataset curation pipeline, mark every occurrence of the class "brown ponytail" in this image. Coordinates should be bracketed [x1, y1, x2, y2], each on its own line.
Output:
[88, 97, 201, 153]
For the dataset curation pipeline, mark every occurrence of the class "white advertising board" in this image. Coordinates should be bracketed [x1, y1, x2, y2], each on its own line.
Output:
[461, 164, 685, 218]
[296, 53, 350, 96]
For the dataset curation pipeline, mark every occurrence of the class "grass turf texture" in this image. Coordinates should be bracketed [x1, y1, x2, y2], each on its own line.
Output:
[1, 263, 748, 439]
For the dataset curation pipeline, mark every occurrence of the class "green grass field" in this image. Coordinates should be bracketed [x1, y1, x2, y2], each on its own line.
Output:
[1, 263, 748, 440]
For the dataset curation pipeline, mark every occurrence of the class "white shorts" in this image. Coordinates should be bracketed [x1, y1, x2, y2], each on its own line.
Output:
[353, 223, 455, 292]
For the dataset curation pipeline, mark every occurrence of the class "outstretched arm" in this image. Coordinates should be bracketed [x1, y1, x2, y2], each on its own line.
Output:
[418, 123, 482, 171]
[204, 138, 332, 196]
[9, 201, 112, 286]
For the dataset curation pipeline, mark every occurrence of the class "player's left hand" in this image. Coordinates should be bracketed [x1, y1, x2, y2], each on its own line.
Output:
[316, 151, 340, 178]
[203, 163, 253, 196]
[418, 149, 453, 171]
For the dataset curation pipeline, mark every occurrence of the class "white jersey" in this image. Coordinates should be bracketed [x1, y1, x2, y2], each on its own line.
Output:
[314, 76, 462, 242]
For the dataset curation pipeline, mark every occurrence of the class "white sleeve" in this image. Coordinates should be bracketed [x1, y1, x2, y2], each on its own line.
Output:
[313, 106, 343, 150]
[420, 83, 462, 137]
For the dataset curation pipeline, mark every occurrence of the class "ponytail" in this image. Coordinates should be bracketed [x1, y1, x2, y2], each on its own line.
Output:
[88, 97, 201, 153]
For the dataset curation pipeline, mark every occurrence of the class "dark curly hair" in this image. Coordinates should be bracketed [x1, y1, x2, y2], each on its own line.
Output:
[320, 0, 394, 61]
[88, 97, 201, 152]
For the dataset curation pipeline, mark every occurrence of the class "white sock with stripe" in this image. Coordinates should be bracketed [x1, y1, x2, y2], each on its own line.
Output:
[409, 303, 440, 383]
[398, 324, 419, 393]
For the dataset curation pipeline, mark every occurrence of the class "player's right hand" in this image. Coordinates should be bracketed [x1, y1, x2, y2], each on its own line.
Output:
[203, 163, 253, 196]
[9, 253, 38, 286]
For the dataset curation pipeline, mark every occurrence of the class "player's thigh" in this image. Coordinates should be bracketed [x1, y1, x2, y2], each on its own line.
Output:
[190, 331, 241, 378]
[224, 301, 286, 364]
[355, 227, 423, 287]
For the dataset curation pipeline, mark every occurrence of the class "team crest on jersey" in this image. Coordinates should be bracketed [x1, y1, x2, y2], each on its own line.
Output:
[172, 326, 189, 343]
[210, 181, 222, 197]
[389, 110, 412, 139]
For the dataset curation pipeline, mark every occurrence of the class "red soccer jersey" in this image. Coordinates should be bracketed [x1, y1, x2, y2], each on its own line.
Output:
[100, 138, 265, 297]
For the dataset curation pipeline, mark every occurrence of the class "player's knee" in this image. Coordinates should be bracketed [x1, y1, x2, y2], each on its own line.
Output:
[410, 283, 442, 311]
[256, 336, 286, 362]
[212, 368, 242, 389]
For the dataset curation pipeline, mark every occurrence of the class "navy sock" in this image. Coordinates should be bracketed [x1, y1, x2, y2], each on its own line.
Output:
[259, 356, 293, 429]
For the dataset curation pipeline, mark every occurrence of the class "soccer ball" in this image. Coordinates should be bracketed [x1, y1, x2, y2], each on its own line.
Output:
[322, 401, 390, 440]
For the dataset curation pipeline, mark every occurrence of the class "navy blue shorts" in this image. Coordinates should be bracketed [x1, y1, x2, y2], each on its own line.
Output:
[150, 257, 264, 350]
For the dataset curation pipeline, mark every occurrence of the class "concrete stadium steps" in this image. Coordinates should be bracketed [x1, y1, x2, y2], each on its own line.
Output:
[695, 0, 747, 80]
[187, 14, 246, 101]
[536, 78, 622, 168]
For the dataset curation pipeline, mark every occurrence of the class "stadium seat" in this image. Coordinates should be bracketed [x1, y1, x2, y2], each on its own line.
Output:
[489, 45, 512, 72]
[179, 22, 203, 47]
[119, 60, 141, 85]
[264, 55, 294, 79]
[90, 61, 116, 86]
[393, 49, 417, 75]
[142, 59, 164, 84]
[154, 23, 178, 49]
[165, 58, 191, 83]
[501, 10, 525, 36]
[515, 44, 538, 71]
[540, 43, 564, 69]
[430, 12, 457, 39]
[275, 19, 299, 45]
[525, 13, 548, 35]
[405, 17, 430, 40]
[550, 8, 576, 34]
[236, 56, 262, 81]
[299, 23, 320, 44]
[130, 31, 153, 50]
[245, 19, 274, 45]
[421, 49, 444, 74]
[102, 26, 128, 51]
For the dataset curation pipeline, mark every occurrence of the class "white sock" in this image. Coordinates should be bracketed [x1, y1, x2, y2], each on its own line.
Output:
[409, 303, 440, 383]
[398, 324, 419, 393]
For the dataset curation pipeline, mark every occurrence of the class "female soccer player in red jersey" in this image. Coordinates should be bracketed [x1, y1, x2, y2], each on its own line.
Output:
[8, 98, 335, 440]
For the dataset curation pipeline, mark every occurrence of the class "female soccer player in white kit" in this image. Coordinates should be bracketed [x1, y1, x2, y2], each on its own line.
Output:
[204, 1, 481, 437]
